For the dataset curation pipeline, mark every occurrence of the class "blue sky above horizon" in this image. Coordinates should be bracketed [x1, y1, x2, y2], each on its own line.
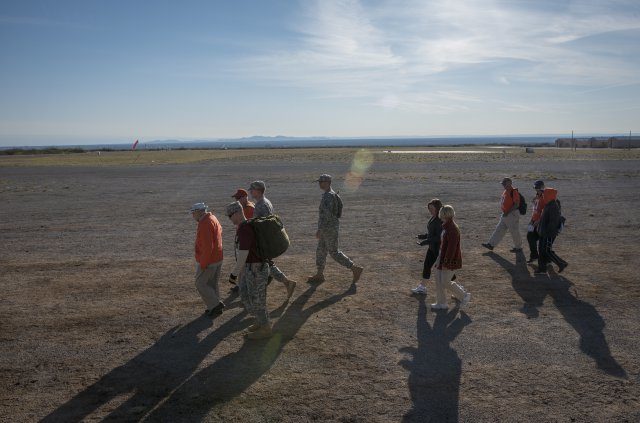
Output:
[1, 0, 639, 146]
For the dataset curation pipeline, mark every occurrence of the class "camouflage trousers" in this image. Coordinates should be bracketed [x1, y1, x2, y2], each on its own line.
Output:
[239, 262, 270, 325]
[316, 229, 353, 273]
[269, 263, 287, 283]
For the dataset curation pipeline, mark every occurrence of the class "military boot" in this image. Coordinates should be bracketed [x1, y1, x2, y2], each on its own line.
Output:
[307, 273, 325, 284]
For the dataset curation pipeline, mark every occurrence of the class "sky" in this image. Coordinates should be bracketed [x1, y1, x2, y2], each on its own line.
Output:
[0, 0, 639, 146]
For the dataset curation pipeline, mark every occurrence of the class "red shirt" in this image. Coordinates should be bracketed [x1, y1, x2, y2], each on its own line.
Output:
[195, 213, 223, 268]
[243, 204, 255, 219]
[236, 221, 261, 263]
[501, 187, 520, 214]
[437, 220, 462, 270]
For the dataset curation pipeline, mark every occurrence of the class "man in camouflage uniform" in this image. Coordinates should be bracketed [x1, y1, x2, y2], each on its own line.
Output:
[226, 201, 272, 339]
[308, 174, 364, 284]
[248, 180, 296, 300]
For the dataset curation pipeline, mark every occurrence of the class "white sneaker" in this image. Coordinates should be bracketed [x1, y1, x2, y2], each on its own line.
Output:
[460, 292, 471, 309]
[430, 303, 448, 310]
[411, 285, 427, 295]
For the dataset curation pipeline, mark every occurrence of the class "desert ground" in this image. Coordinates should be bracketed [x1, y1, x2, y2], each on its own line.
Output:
[1, 147, 639, 422]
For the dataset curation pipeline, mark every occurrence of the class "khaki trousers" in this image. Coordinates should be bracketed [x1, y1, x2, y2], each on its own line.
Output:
[195, 261, 222, 309]
[435, 268, 466, 305]
[489, 211, 522, 249]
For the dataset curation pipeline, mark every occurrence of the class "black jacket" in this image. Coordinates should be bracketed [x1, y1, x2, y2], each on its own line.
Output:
[418, 216, 443, 251]
[539, 199, 562, 238]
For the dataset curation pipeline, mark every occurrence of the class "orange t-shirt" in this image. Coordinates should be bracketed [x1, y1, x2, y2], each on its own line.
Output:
[243, 204, 255, 219]
[195, 212, 223, 269]
[532, 188, 558, 223]
[501, 188, 520, 214]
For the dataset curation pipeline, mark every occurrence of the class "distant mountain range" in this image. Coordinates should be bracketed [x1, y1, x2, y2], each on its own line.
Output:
[10, 134, 635, 150]
[136, 135, 558, 150]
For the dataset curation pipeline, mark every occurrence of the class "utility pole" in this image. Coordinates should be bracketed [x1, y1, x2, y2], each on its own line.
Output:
[571, 130, 575, 151]
[629, 130, 632, 150]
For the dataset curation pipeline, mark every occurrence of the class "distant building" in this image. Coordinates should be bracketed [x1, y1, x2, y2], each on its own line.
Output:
[555, 136, 640, 149]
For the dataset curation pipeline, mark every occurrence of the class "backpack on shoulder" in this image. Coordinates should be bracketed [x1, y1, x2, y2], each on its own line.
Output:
[247, 215, 290, 260]
[511, 189, 527, 215]
[333, 191, 343, 218]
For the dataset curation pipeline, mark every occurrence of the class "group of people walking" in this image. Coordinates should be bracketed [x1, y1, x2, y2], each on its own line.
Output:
[479, 178, 567, 273]
[191, 173, 567, 340]
[190, 175, 363, 340]
[411, 178, 567, 307]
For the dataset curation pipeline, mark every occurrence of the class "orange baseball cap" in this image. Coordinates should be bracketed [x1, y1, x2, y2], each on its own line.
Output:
[232, 189, 248, 199]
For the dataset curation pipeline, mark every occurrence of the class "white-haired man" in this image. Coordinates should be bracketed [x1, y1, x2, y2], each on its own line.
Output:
[190, 202, 225, 316]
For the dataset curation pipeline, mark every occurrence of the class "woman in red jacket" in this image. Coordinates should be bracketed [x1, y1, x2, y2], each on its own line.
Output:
[432, 205, 471, 310]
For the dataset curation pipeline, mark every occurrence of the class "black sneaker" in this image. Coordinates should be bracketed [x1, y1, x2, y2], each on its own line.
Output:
[481, 243, 494, 251]
[558, 262, 568, 273]
[207, 302, 225, 316]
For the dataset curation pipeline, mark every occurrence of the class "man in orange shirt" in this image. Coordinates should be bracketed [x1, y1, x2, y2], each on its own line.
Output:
[191, 202, 225, 316]
[482, 177, 523, 252]
[231, 189, 255, 219]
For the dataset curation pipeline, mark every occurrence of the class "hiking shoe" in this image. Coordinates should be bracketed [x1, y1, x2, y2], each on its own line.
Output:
[307, 274, 325, 284]
[558, 262, 568, 273]
[247, 324, 272, 340]
[352, 266, 364, 283]
[411, 285, 427, 295]
[510, 248, 523, 252]
[460, 293, 471, 309]
[430, 303, 448, 310]
[481, 243, 494, 251]
[285, 279, 296, 300]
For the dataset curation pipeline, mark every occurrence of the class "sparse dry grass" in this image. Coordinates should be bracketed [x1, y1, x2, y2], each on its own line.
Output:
[0, 146, 639, 167]
[1, 151, 639, 422]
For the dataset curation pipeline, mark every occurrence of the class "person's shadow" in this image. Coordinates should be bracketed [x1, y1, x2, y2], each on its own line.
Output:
[399, 297, 472, 422]
[143, 281, 357, 421]
[486, 251, 626, 378]
[41, 312, 248, 422]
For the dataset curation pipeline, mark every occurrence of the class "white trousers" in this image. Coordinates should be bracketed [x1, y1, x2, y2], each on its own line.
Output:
[489, 211, 522, 249]
[434, 268, 466, 305]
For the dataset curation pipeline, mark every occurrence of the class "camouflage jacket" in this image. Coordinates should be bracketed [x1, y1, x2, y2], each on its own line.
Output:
[254, 197, 274, 219]
[318, 190, 340, 231]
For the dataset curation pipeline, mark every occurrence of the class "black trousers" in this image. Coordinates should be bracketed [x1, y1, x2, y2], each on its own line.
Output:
[422, 248, 438, 279]
[538, 236, 567, 269]
[527, 230, 540, 259]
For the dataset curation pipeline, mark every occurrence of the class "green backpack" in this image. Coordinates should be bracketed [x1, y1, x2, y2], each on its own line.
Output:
[248, 214, 290, 259]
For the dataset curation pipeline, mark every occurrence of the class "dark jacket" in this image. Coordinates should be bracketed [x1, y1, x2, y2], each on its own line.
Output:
[418, 216, 442, 251]
[437, 220, 462, 270]
[539, 198, 562, 238]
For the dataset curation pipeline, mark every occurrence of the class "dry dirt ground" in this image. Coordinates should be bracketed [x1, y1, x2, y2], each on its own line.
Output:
[1, 148, 639, 422]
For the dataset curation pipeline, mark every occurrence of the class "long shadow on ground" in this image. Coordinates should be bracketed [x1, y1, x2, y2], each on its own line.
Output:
[142, 281, 357, 421]
[487, 251, 626, 378]
[41, 301, 248, 422]
[400, 297, 472, 423]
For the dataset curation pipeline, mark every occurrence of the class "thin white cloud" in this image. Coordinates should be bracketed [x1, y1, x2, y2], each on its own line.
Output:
[237, 0, 640, 113]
